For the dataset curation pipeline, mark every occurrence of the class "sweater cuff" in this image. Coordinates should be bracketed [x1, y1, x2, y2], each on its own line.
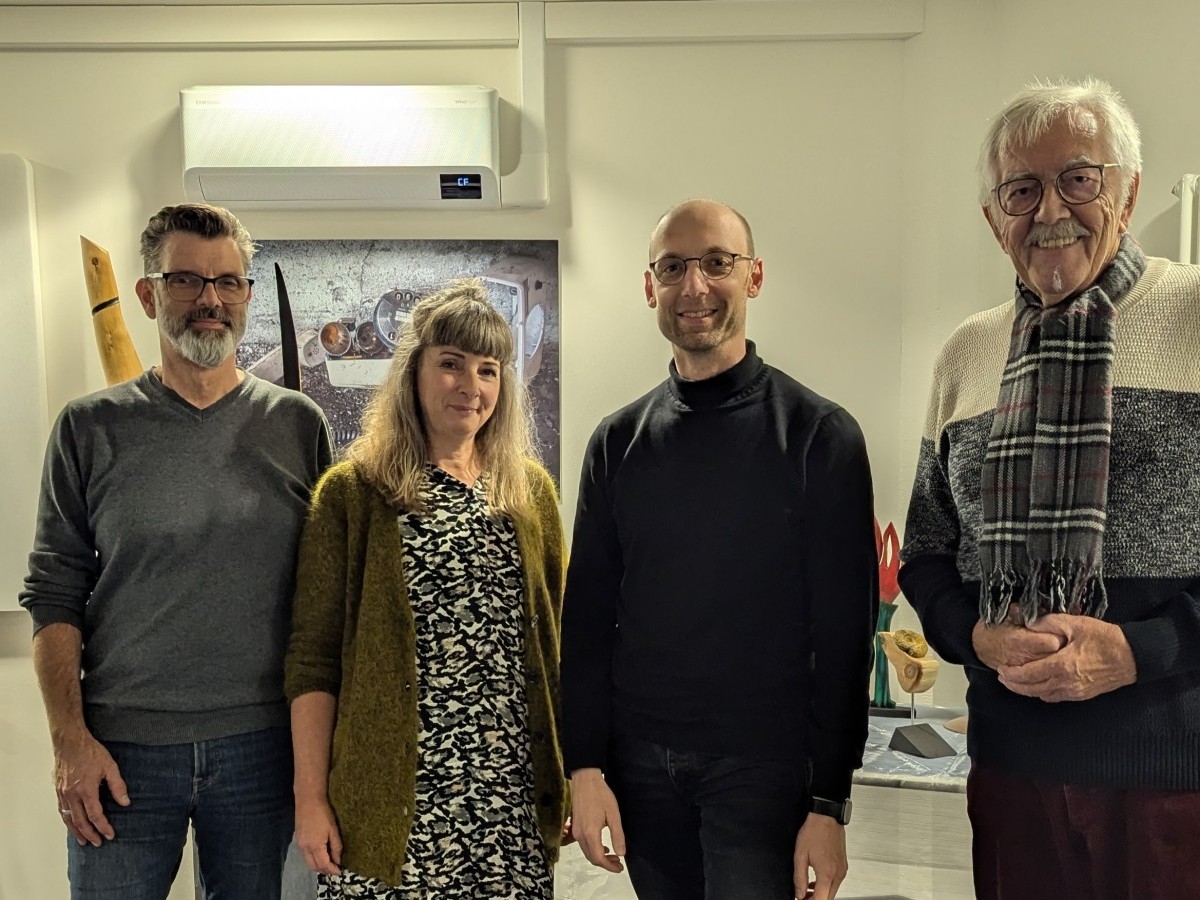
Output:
[25, 602, 84, 635]
[809, 762, 854, 801]
[1121, 616, 1184, 683]
[808, 742, 856, 800]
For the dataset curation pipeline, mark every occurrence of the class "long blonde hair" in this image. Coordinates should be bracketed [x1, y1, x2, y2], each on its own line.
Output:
[347, 279, 537, 520]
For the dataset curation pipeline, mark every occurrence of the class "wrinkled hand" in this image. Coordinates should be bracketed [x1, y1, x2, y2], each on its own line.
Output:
[972, 604, 1065, 669]
[794, 814, 847, 900]
[997, 614, 1137, 702]
[570, 769, 625, 873]
[296, 796, 343, 876]
[54, 732, 129, 847]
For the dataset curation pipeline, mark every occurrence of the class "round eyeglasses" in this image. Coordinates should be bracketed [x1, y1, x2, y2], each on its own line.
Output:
[147, 272, 254, 304]
[995, 163, 1121, 217]
[649, 251, 754, 286]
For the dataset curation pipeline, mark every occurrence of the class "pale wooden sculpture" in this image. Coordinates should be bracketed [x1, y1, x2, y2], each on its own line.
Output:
[878, 630, 940, 694]
[82, 236, 143, 385]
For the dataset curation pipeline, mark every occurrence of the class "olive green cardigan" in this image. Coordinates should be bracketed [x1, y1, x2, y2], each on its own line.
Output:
[284, 458, 568, 886]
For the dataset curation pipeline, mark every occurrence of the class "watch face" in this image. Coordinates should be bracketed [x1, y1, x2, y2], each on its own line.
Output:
[373, 289, 419, 351]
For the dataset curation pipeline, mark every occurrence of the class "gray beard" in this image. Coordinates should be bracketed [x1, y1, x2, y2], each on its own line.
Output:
[159, 307, 245, 369]
[170, 326, 238, 368]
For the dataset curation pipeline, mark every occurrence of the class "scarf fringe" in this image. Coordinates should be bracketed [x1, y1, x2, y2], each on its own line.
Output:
[981, 559, 1108, 625]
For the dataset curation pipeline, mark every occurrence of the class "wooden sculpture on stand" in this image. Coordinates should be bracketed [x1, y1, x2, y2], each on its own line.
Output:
[880, 629, 940, 694]
[878, 629, 956, 758]
[81, 236, 143, 385]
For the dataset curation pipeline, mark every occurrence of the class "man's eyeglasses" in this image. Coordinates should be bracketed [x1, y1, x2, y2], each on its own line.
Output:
[994, 163, 1121, 217]
[147, 272, 254, 305]
[649, 251, 754, 286]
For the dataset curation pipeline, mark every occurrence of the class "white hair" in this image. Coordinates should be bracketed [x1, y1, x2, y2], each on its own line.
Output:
[978, 77, 1142, 209]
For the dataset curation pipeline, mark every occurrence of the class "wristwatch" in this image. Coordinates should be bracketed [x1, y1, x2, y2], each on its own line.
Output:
[809, 796, 852, 825]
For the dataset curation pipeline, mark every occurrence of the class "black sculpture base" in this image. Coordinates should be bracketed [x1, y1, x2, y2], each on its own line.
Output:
[888, 722, 957, 759]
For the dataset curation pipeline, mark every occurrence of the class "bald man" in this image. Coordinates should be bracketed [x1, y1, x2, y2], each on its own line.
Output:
[560, 200, 877, 900]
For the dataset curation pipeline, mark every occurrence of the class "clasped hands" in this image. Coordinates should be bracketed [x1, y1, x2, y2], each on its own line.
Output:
[971, 603, 1137, 702]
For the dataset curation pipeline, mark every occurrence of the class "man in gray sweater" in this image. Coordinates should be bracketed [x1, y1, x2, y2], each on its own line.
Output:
[20, 203, 332, 900]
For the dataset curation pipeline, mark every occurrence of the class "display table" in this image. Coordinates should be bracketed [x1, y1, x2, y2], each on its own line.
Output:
[856, 711, 969, 793]
[842, 710, 973, 899]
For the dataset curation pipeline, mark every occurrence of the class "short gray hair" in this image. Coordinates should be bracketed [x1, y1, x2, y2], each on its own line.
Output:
[139, 203, 256, 274]
[978, 77, 1142, 209]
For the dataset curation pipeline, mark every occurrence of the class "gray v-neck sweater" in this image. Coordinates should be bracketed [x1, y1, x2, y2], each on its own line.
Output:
[21, 370, 332, 744]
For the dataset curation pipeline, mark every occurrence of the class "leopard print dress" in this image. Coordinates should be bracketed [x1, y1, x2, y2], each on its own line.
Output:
[318, 466, 551, 899]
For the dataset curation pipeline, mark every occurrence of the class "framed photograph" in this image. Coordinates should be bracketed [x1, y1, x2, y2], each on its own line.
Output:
[237, 239, 560, 481]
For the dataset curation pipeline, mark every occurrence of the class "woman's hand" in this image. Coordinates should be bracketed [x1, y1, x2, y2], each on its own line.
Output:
[296, 795, 343, 876]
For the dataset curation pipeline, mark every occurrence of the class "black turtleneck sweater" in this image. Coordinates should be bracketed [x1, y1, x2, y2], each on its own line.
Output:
[560, 343, 877, 800]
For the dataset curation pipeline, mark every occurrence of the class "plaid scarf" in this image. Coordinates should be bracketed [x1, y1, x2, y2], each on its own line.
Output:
[979, 234, 1146, 625]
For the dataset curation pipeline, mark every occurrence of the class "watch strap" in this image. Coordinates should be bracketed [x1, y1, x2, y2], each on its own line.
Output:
[809, 795, 852, 825]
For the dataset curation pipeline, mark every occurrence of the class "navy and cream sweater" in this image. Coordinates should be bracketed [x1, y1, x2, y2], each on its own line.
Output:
[561, 343, 877, 801]
[900, 256, 1200, 790]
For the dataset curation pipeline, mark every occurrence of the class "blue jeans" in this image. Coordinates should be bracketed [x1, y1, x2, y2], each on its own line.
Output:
[67, 726, 294, 900]
[607, 734, 808, 900]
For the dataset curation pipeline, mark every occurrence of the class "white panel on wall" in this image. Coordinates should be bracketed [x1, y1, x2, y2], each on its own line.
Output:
[0, 155, 48, 610]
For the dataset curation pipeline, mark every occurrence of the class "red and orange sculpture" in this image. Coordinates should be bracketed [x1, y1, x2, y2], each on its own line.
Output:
[872, 518, 902, 709]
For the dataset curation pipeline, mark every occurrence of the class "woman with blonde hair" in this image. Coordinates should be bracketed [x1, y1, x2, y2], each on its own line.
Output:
[286, 279, 567, 899]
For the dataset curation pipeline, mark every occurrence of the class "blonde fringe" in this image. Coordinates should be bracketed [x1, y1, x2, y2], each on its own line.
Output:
[345, 279, 539, 526]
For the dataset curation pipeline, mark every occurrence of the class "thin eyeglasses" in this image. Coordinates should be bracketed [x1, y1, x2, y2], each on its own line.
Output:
[146, 272, 254, 304]
[649, 251, 754, 286]
[995, 163, 1121, 217]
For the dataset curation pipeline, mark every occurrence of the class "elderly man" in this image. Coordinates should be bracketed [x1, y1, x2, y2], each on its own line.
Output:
[562, 199, 877, 900]
[20, 203, 332, 899]
[900, 79, 1200, 900]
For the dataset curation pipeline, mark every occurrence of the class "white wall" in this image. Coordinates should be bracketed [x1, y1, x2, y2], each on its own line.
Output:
[3, 0, 1200, 895]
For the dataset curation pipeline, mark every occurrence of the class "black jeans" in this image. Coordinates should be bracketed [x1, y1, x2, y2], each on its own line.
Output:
[607, 733, 808, 900]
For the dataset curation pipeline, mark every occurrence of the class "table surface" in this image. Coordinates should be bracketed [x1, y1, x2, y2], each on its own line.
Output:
[854, 711, 970, 793]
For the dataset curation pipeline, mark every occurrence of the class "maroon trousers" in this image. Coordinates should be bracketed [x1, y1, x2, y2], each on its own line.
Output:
[968, 763, 1200, 900]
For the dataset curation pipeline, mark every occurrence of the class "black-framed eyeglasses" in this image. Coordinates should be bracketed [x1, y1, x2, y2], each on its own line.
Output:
[147, 272, 254, 304]
[649, 251, 754, 286]
[995, 163, 1121, 217]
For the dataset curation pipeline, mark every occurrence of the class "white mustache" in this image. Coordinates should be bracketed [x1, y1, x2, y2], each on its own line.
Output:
[1025, 221, 1090, 246]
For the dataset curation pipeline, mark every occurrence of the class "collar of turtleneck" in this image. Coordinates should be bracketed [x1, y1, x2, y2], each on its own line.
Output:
[666, 340, 767, 410]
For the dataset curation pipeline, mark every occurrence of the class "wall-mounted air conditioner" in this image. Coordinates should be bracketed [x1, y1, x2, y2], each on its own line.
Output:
[181, 85, 503, 210]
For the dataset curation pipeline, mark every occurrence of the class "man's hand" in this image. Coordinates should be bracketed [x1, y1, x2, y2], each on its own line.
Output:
[793, 813, 847, 900]
[997, 614, 1137, 702]
[53, 731, 129, 847]
[295, 795, 343, 876]
[569, 768, 626, 873]
[972, 604, 1064, 669]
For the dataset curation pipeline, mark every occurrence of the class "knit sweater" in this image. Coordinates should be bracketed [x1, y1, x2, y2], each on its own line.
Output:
[900, 256, 1200, 789]
[283, 458, 568, 886]
[20, 370, 333, 743]
[561, 343, 877, 800]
